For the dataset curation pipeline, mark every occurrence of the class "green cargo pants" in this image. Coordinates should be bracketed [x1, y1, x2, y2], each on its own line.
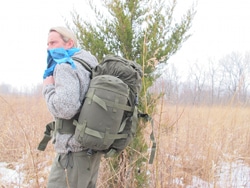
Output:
[47, 150, 102, 188]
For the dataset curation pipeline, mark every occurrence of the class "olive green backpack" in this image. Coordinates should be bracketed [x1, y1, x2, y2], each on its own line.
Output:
[38, 55, 156, 164]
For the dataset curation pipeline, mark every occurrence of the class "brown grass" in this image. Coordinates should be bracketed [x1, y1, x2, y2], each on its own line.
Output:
[0, 95, 249, 187]
[0, 95, 54, 188]
[148, 102, 250, 187]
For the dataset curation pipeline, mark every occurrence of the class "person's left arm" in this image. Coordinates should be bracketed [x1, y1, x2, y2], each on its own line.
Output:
[42, 63, 82, 119]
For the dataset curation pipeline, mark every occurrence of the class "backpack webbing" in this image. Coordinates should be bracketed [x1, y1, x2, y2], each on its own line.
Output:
[37, 112, 156, 164]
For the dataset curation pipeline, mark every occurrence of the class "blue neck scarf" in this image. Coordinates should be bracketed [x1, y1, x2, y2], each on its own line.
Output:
[43, 48, 80, 79]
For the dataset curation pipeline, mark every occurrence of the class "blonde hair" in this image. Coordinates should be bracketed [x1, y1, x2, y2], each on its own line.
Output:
[49, 26, 78, 47]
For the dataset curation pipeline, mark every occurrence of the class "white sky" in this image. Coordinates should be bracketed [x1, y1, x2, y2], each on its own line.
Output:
[1, 0, 250, 90]
[170, 0, 250, 76]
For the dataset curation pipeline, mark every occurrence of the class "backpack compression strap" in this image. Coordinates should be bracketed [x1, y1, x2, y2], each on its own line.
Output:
[37, 121, 55, 151]
[138, 112, 156, 164]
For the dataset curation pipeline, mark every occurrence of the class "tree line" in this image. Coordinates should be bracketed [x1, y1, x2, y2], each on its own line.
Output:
[2, 51, 249, 106]
[152, 51, 250, 105]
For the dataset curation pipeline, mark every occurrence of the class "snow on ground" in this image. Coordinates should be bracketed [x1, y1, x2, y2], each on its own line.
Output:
[216, 160, 250, 188]
[185, 160, 250, 188]
[0, 162, 24, 187]
[0, 160, 250, 187]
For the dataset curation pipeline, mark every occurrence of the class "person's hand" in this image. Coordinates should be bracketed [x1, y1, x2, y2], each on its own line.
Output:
[43, 76, 55, 86]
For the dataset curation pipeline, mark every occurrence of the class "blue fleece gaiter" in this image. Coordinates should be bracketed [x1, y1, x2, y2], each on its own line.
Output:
[43, 48, 80, 79]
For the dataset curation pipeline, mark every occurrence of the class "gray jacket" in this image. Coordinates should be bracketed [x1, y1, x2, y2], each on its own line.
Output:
[42, 49, 98, 153]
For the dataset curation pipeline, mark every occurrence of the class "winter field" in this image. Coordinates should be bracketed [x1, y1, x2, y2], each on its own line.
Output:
[0, 94, 249, 188]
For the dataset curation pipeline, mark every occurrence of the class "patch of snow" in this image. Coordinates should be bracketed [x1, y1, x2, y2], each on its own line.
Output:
[216, 160, 250, 188]
[1, 159, 249, 187]
[187, 176, 213, 188]
[173, 160, 250, 188]
[0, 162, 24, 187]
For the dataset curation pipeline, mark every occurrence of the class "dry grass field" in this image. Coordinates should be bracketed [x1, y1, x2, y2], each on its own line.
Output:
[0, 94, 249, 187]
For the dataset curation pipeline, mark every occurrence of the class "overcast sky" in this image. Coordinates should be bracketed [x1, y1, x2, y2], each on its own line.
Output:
[169, 0, 250, 76]
[1, 0, 250, 90]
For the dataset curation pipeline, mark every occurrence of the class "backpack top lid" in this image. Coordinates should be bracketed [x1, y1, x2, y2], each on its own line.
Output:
[93, 55, 143, 96]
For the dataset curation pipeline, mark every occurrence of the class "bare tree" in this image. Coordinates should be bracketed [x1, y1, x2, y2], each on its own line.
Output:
[207, 58, 218, 104]
[187, 62, 207, 104]
[219, 52, 250, 104]
[161, 64, 180, 103]
[155, 51, 250, 106]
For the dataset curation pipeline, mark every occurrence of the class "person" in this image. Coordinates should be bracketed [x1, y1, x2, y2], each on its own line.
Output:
[42, 26, 102, 188]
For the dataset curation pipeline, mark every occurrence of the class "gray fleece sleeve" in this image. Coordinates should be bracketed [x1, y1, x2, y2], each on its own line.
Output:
[42, 63, 83, 119]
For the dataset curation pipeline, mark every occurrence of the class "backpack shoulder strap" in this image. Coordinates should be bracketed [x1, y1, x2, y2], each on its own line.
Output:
[72, 56, 93, 76]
